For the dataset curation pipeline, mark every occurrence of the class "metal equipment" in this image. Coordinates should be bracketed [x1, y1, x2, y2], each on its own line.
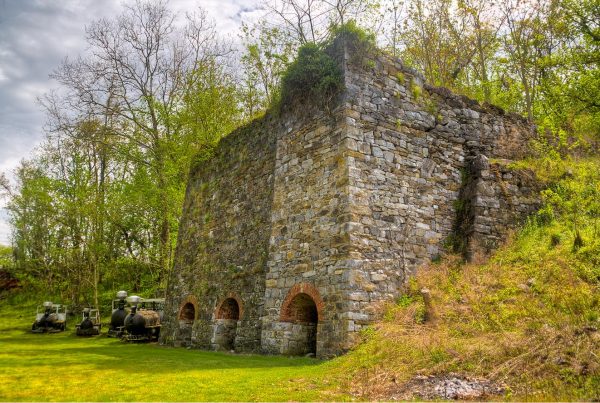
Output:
[121, 295, 164, 342]
[75, 307, 101, 336]
[31, 301, 67, 333]
[107, 290, 129, 337]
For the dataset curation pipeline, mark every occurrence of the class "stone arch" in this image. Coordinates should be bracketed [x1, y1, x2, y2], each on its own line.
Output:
[279, 283, 324, 356]
[212, 294, 243, 351]
[178, 295, 198, 323]
[280, 283, 324, 322]
[215, 294, 243, 320]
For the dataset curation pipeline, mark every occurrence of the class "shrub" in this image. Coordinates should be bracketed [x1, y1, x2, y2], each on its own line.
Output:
[396, 72, 405, 84]
[550, 232, 562, 247]
[277, 22, 376, 111]
[410, 79, 422, 100]
[329, 20, 376, 51]
[279, 43, 343, 110]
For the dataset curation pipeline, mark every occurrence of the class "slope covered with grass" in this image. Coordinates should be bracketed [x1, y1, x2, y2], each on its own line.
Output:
[332, 156, 600, 400]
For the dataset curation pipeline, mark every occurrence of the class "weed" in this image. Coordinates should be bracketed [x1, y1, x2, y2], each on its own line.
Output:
[425, 98, 438, 116]
[363, 59, 375, 69]
[410, 79, 422, 100]
[550, 232, 562, 247]
[359, 326, 377, 341]
[396, 71, 405, 84]
[396, 294, 414, 307]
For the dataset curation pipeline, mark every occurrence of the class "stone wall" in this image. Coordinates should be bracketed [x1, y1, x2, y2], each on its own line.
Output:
[461, 156, 542, 257]
[260, 107, 356, 357]
[162, 39, 541, 358]
[324, 44, 538, 341]
[160, 119, 278, 352]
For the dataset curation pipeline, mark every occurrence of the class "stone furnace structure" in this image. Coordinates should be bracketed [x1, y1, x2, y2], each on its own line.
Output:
[160, 40, 540, 358]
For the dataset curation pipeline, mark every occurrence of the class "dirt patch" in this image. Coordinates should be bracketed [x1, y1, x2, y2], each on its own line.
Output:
[0, 269, 20, 292]
[387, 373, 506, 400]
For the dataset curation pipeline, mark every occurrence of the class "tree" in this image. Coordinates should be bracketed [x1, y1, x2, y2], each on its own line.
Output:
[264, 0, 371, 44]
[7, 160, 58, 290]
[239, 21, 295, 115]
[380, 0, 405, 57]
[557, 0, 600, 139]
[44, 0, 232, 284]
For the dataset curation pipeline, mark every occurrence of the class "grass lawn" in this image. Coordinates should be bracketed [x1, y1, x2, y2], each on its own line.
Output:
[0, 302, 349, 402]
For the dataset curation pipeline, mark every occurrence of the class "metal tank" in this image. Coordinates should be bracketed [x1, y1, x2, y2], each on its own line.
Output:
[75, 308, 101, 336]
[107, 290, 128, 337]
[122, 295, 162, 342]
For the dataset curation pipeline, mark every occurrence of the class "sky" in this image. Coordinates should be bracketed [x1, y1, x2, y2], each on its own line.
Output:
[0, 0, 262, 245]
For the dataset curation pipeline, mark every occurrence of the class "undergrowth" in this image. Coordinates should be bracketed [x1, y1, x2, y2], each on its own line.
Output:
[335, 156, 600, 401]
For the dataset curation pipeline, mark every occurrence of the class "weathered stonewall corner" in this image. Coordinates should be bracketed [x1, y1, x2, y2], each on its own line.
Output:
[159, 39, 541, 358]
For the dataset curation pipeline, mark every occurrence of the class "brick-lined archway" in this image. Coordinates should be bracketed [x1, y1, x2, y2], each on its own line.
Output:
[280, 283, 324, 323]
[213, 294, 243, 351]
[279, 283, 324, 356]
[178, 295, 198, 323]
[215, 293, 244, 320]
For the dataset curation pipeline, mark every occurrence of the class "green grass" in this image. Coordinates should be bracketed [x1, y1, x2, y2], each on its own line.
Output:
[0, 302, 347, 402]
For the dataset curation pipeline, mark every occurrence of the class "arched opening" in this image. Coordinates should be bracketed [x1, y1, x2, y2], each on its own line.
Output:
[216, 298, 240, 320]
[179, 302, 196, 323]
[281, 292, 319, 356]
[213, 297, 241, 351]
[282, 293, 318, 323]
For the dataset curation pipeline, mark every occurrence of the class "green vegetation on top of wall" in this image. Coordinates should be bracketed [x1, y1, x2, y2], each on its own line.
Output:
[329, 20, 376, 53]
[278, 43, 343, 110]
[277, 22, 375, 112]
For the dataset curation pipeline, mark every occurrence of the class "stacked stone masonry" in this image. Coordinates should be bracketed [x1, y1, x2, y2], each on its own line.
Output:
[160, 41, 541, 358]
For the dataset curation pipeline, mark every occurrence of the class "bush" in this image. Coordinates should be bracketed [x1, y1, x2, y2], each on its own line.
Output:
[276, 22, 377, 111]
[279, 43, 343, 110]
[329, 20, 376, 51]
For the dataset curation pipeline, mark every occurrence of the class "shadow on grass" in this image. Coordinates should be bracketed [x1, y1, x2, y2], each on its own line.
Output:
[0, 333, 324, 373]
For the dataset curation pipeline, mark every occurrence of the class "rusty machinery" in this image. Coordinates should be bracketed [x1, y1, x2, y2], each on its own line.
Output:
[75, 307, 102, 336]
[31, 301, 67, 333]
[121, 295, 165, 342]
[107, 290, 129, 337]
